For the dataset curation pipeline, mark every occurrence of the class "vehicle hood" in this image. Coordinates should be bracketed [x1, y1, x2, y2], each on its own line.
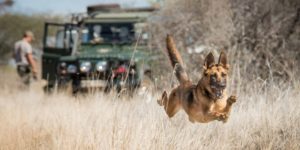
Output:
[60, 44, 152, 62]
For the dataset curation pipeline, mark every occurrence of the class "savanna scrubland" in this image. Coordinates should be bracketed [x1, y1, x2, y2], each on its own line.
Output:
[0, 0, 300, 149]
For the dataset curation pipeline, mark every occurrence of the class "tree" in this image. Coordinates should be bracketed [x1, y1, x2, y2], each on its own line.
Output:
[149, 0, 300, 81]
[0, 13, 62, 62]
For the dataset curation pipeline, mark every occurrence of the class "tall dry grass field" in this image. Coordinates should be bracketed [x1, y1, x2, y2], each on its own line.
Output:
[0, 67, 299, 150]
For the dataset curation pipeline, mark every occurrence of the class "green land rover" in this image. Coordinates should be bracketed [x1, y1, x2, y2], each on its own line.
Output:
[42, 4, 156, 94]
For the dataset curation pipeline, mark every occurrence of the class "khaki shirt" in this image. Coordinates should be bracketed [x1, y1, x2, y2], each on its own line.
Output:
[14, 40, 33, 65]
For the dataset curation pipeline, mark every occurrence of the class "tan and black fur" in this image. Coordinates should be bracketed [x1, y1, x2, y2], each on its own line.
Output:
[158, 35, 237, 123]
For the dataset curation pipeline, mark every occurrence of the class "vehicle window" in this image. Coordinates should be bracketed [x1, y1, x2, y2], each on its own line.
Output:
[135, 23, 149, 45]
[45, 25, 65, 49]
[84, 23, 135, 44]
[65, 30, 78, 49]
[45, 25, 78, 50]
[55, 30, 64, 48]
[81, 28, 89, 43]
[92, 25, 103, 43]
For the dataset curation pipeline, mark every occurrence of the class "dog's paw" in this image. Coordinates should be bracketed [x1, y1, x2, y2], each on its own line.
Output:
[218, 113, 229, 123]
[157, 99, 163, 106]
[227, 95, 237, 104]
[214, 112, 229, 123]
[211, 111, 221, 117]
[212, 111, 226, 119]
[189, 117, 195, 123]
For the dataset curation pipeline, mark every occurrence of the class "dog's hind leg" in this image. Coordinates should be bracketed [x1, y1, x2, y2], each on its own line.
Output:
[164, 91, 181, 118]
[158, 90, 181, 118]
[157, 91, 168, 106]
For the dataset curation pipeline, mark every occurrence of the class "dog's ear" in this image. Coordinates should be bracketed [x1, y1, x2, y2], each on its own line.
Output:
[218, 51, 229, 69]
[203, 52, 215, 70]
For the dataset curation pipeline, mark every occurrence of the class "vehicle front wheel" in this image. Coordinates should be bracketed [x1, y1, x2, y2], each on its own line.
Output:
[71, 79, 81, 95]
[43, 84, 55, 94]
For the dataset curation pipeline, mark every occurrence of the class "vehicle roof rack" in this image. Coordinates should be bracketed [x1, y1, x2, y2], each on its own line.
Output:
[87, 3, 158, 15]
[87, 4, 121, 14]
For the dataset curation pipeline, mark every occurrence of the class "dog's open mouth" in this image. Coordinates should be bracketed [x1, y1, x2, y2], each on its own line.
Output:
[211, 84, 226, 100]
[215, 89, 223, 98]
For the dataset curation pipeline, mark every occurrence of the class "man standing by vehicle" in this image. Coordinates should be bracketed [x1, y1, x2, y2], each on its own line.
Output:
[13, 31, 38, 86]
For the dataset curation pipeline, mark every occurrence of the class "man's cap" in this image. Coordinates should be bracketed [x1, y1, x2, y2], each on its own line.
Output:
[23, 30, 35, 40]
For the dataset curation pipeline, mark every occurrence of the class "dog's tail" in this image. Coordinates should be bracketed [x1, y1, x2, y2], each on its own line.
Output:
[166, 35, 190, 84]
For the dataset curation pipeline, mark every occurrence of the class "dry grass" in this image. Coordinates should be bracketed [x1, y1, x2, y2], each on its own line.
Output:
[0, 68, 300, 150]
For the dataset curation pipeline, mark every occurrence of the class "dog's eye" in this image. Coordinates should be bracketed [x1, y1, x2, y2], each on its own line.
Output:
[221, 73, 226, 77]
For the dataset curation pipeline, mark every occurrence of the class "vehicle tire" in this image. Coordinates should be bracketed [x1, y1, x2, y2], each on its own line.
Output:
[43, 84, 55, 94]
[57, 77, 69, 89]
[71, 79, 81, 95]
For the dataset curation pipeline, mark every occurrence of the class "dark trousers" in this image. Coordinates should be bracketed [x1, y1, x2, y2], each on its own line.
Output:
[17, 65, 31, 86]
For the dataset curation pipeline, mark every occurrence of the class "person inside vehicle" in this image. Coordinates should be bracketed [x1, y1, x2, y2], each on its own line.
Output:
[91, 25, 104, 44]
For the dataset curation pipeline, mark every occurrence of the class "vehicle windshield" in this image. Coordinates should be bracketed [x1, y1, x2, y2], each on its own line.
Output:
[82, 23, 135, 44]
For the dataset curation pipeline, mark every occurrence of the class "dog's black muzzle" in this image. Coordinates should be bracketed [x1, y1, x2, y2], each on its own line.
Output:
[210, 81, 226, 100]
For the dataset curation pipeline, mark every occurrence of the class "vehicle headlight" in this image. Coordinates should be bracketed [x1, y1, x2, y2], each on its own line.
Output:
[67, 64, 77, 73]
[80, 61, 91, 73]
[59, 62, 67, 68]
[58, 62, 67, 74]
[95, 61, 107, 72]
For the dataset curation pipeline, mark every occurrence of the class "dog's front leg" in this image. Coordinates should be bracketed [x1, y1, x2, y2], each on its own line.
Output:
[207, 111, 227, 122]
[219, 95, 237, 122]
[225, 95, 237, 110]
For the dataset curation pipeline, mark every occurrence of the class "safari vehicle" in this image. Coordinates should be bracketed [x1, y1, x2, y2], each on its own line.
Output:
[42, 4, 156, 94]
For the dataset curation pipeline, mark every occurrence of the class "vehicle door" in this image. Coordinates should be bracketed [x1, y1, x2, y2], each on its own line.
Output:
[42, 23, 77, 84]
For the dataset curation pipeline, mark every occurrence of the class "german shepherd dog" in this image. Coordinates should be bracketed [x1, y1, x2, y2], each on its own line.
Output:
[158, 35, 237, 123]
